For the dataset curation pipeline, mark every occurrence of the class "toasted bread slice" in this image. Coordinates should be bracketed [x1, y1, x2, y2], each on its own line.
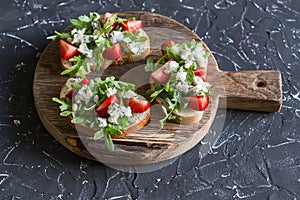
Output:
[149, 77, 203, 125]
[111, 29, 151, 65]
[70, 108, 150, 139]
[60, 83, 150, 138]
[60, 28, 151, 73]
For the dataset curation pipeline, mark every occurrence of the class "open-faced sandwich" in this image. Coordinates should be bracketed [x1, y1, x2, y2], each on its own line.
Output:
[52, 76, 150, 150]
[145, 39, 210, 126]
[47, 12, 151, 77]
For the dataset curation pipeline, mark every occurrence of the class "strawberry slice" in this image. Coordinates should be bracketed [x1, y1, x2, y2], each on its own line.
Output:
[150, 59, 173, 84]
[94, 95, 120, 117]
[187, 95, 209, 111]
[102, 43, 122, 60]
[65, 89, 74, 99]
[79, 77, 90, 85]
[161, 40, 176, 54]
[103, 12, 113, 22]
[193, 67, 207, 82]
[128, 98, 150, 113]
[58, 39, 79, 60]
[121, 20, 143, 34]
[102, 12, 116, 30]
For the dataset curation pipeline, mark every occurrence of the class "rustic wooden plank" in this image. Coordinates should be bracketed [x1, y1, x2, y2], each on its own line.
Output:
[33, 11, 282, 165]
[219, 70, 282, 112]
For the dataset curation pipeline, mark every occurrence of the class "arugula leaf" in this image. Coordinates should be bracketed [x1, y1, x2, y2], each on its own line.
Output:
[158, 90, 181, 127]
[146, 89, 154, 95]
[150, 87, 164, 102]
[77, 68, 86, 79]
[105, 124, 122, 135]
[60, 111, 73, 117]
[61, 56, 84, 77]
[47, 31, 70, 41]
[52, 97, 69, 111]
[144, 57, 157, 72]
[84, 104, 97, 111]
[165, 81, 170, 92]
[123, 31, 147, 43]
[104, 133, 114, 151]
[78, 15, 90, 23]
[186, 67, 195, 85]
[61, 66, 75, 75]
[203, 51, 210, 59]
[94, 130, 104, 140]
[71, 117, 85, 124]
[70, 19, 86, 29]
[117, 117, 129, 129]
[69, 55, 83, 62]
[118, 81, 135, 92]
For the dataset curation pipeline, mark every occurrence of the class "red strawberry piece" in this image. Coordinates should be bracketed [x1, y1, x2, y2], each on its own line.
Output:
[128, 98, 150, 113]
[58, 39, 79, 60]
[150, 59, 173, 84]
[187, 95, 209, 111]
[193, 67, 207, 82]
[161, 40, 176, 54]
[102, 12, 116, 30]
[121, 20, 143, 34]
[79, 77, 90, 85]
[65, 89, 74, 99]
[102, 43, 122, 60]
[103, 12, 113, 22]
[94, 95, 120, 117]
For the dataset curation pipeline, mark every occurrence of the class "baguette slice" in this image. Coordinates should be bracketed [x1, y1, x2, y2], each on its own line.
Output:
[60, 28, 151, 73]
[59, 83, 150, 139]
[149, 77, 203, 125]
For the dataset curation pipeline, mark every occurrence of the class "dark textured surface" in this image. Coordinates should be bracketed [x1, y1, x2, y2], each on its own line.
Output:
[0, 0, 299, 199]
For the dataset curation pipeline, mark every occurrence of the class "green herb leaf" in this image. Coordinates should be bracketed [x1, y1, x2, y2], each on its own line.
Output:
[165, 81, 170, 92]
[94, 130, 104, 140]
[78, 68, 86, 79]
[161, 106, 168, 115]
[186, 68, 195, 85]
[144, 57, 155, 72]
[60, 111, 73, 117]
[150, 87, 164, 102]
[52, 97, 65, 105]
[146, 89, 154, 95]
[70, 19, 85, 29]
[203, 51, 210, 59]
[71, 117, 85, 124]
[78, 15, 90, 22]
[61, 65, 77, 75]
[47, 31, 70, 41]
[117, 117, 129, 129]
[52, 97, 70, 111]
[104, 133, 114, 151]
[123, 31, 147, 43]
[105, 124, 122, 135]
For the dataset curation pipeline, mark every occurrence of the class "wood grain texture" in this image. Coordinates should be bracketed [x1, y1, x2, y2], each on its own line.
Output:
[33, 11, 282, 165]
[219, 70, 282, 112]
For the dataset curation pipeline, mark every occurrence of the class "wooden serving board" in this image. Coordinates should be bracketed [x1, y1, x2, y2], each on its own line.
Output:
[33, 11, 282, 165]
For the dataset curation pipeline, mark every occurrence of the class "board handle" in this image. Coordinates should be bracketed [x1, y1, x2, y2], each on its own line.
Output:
[218, 70, 282, 112]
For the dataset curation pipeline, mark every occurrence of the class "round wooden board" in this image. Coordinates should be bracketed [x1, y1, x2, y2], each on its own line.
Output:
[33, 11, 222, 165]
